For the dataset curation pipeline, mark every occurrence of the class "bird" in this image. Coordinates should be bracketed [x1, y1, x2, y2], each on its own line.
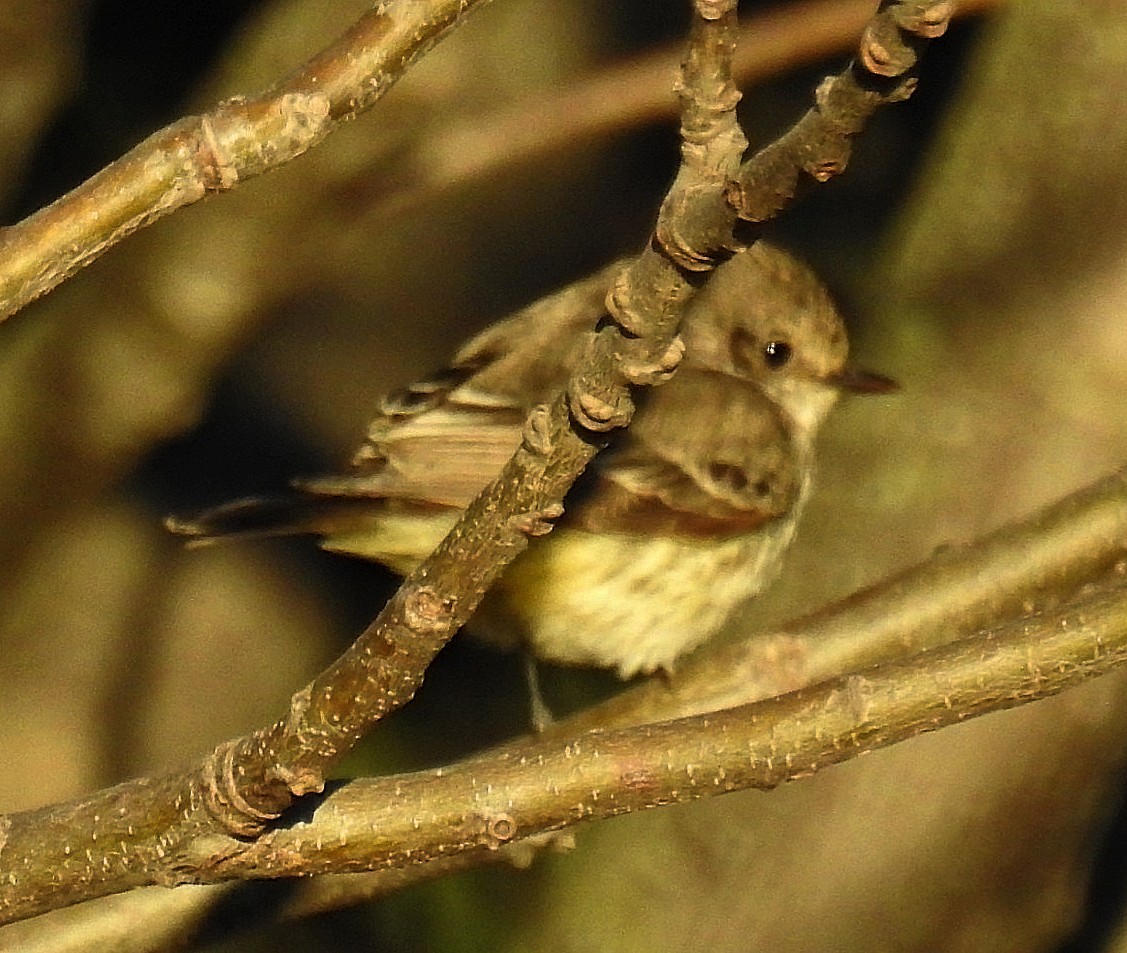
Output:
[167, 242, 895, 678]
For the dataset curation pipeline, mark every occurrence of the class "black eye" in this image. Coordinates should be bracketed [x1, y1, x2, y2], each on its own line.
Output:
[763, 340, 792, 369]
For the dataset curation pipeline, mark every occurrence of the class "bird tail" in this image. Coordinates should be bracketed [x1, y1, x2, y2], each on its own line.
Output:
[164, 494, 380, 547]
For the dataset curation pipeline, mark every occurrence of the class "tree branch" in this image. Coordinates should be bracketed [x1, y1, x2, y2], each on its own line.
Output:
[207, 464, 1127, 919]
[184, 0, 753, 842]
[4, 517, 1124, 925]
[5, 463, 1125, 928]
[729, 0, 953, 232]
[0, 0, 497, 323]
[195, 572, 1127, 882]
[391, 0, 998, 221]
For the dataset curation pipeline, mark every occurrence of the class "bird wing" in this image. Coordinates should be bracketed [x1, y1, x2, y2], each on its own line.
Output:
[170, 264, 807, 554]
[570, 369, 803, 538]
[168, 262, 620, 550]
[297, 260, 621, 509]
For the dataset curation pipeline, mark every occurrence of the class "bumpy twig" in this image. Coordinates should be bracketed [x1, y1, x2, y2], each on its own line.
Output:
[729, 0, 953, 226]
[190, 0, 751, 842]
[386, 0, 995, 220]
[567, 1, 747, 446]
[0, 0, 497, 323]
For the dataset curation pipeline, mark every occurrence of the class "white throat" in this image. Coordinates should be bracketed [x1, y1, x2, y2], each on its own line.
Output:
[765, 378, 840, 448]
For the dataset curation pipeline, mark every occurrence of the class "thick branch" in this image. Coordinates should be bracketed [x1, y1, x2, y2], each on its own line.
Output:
[207, 575, 1127, 879]
[4, 563, 1124, 926]
[0, 0, 495, 322]
[4, 467, 1126, 927]
[225, 465, 1127, 921]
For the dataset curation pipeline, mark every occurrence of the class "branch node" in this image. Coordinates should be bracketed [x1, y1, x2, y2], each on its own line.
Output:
[858, 27, 901, 78]
[197, 111, 241, 192]
[604, 269, 644, 336]
[200, 739, 283, 838]
[509, 504, 565, 538]
[403, 586, 457, 635]
[677, 86, 743, 147]
[482, 812, 518, 849]
[896, 0, 954, 39]
[521, 404, 554, 456]
[569, 383, 634, 433]
[621, 336, 686, 386]
[266, 763, 326, 798]
[693, 0, 736, 21]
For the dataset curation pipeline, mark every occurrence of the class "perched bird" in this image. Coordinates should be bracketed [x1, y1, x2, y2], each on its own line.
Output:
[168, 242, 894, 678]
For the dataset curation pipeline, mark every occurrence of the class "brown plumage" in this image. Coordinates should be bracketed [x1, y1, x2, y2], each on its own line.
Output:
[169, 243, 894, 676]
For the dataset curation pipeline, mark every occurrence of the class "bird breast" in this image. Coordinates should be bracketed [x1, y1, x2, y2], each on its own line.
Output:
[477, 509, 804, 678]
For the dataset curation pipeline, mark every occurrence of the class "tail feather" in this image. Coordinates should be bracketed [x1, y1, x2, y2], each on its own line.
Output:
[164, 494, 379, 546]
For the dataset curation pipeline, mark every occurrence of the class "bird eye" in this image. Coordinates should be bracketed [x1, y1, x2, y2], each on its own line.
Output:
[763, 340, 792, 369]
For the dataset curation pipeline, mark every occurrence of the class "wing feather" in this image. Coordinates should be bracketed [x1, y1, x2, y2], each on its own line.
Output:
[572, 369, 802, 538]
[299, 262, 619, 508]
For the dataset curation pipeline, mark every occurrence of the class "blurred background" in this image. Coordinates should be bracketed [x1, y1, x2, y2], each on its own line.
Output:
[3, 0, 1127, 950]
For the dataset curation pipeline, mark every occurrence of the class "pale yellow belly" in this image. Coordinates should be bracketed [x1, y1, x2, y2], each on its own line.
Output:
[325, 508, 799, 677]
[482, 519, 798, 677]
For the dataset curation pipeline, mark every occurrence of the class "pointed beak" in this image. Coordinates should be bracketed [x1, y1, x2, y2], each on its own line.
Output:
[828, 366, 900, 394]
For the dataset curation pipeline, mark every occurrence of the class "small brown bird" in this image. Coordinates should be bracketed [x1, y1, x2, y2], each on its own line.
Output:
[168, 243, 894, 677]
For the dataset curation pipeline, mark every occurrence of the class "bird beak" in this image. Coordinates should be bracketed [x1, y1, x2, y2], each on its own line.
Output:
[829, 366, 900, 394]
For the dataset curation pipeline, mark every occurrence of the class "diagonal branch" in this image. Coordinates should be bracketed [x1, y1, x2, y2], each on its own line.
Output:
[191, 0, 752, 842]
[0, 0, 497, 323]
[183, 572, 1127, 884]
[729, 0, 954, 227]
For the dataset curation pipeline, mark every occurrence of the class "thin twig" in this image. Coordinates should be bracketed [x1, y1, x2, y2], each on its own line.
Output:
[0, 10, 747, 930]
[397, 0, 998, 216]
[218, 465, 1127, 917]
[729, 0, 954, 228]
[0, 0, 496, 323]
[0, 0, 992, 327]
